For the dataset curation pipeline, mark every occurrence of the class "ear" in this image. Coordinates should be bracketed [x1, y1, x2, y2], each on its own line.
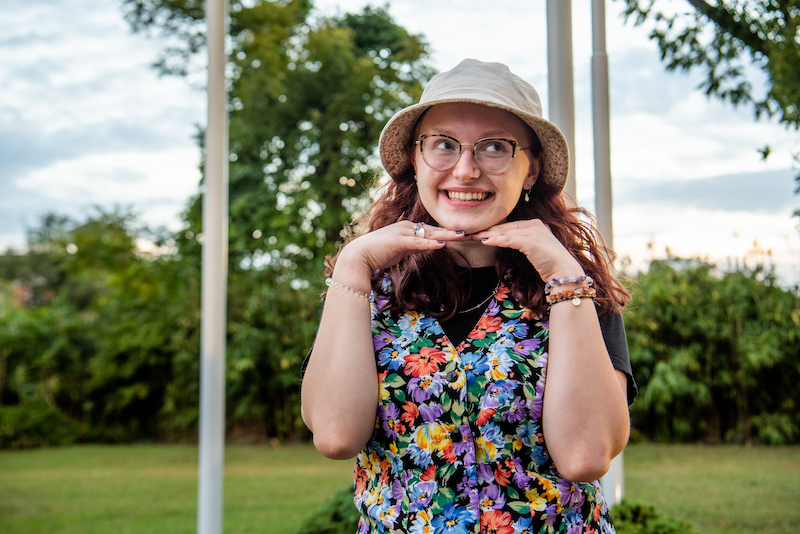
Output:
[524, 154, 542, 189]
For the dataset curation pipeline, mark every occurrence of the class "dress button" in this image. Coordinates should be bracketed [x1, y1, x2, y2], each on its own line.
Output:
[446, 370, 459, 383]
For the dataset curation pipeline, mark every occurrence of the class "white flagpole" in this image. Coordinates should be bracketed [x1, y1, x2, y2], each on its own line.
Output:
[198, 0, 229, 532]
[546, 0, 577, 203]
[591, 0, 625, 507]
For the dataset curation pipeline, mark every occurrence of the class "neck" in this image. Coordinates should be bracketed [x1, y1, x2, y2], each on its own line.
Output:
[448, 240, 497, 268]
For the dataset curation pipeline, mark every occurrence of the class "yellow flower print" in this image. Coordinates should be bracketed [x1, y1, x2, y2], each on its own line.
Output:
[412, 422, 455, 453]
[475, 436, 498, 462]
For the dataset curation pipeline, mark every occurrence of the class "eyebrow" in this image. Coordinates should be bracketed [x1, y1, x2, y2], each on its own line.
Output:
[420, 129, 519, 140]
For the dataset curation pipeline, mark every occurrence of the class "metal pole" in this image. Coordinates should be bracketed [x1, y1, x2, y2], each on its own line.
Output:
[592, 0, 614, 251]
[591, 0, 624, 507]
[546, 0, 577, 202]
[198, 0, 229, 531]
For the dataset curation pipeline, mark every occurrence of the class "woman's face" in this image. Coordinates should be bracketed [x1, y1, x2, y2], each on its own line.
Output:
[411, 102, 540, 234]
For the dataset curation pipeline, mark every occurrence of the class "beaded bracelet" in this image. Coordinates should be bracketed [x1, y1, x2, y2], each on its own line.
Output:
[325, 278, 374, 303]
[544, 274, 593, 295]
[546, 286, 597, 305]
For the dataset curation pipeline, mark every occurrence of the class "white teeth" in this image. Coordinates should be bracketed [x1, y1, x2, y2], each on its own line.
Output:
[447, 191, 488, 201]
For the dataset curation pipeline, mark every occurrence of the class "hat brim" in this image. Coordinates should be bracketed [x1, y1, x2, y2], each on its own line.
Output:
[379, 99, 569, 190]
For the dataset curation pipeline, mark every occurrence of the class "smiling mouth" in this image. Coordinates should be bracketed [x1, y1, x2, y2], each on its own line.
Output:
[447, 191, 489, 201]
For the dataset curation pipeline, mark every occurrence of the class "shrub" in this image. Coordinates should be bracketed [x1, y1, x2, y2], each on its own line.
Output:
[611, 500, 697, 534]
[0, 403, 79, 449]
[294, 486, 359, 534]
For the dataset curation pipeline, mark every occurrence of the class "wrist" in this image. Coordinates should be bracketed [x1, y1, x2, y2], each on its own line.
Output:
[331, 245, 373, 293]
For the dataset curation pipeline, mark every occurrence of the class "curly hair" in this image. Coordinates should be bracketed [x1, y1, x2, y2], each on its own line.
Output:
[327, 129, 630, 319]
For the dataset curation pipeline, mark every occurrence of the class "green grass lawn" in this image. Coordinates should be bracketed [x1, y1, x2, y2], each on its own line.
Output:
[0, 443, 798, 534]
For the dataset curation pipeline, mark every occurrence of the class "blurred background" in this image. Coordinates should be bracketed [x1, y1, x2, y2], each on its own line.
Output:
[1, 2, 799, 533]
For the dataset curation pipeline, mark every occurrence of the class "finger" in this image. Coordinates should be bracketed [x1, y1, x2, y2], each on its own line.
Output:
[407, 222, 465, 242]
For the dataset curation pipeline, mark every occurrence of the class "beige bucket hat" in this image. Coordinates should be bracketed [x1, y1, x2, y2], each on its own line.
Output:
[379, 59, 569, 190]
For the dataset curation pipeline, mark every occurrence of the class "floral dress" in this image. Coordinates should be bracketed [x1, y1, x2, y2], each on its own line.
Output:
[354, 280, 616, 534]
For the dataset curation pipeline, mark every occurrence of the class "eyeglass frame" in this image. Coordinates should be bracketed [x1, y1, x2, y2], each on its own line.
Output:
[414, 134, 531, 175]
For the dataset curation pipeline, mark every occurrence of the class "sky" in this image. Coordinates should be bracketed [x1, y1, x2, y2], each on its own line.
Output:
[2, 0, 799, 285]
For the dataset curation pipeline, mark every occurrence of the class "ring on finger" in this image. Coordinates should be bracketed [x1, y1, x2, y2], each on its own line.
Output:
[413, 222, 425, 237]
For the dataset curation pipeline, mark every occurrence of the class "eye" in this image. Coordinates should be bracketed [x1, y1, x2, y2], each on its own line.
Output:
[478, 139, 513, 155]
[431, 137, 457, 151]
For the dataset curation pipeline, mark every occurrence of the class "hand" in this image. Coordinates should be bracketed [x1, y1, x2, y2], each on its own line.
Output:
[471, 219, 584, 282]
[334, 221, 466, 287]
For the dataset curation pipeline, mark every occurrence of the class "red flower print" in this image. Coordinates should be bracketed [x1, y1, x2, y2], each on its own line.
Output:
[354, 464, 368, 494]
[476, 408, 497, 426]
[420, 463, 436, 481]
[479, 509, 514, 534]
[404, 347, 447, 377]
[469, 316, 502, 340]
[400, 401, 419, 425]
[495, 285, 510, 301]
[494, 462, 512, 487]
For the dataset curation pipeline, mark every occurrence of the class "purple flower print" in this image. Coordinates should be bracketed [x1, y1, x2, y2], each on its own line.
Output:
[420, 402, 445, 423]
[479, 483, 506, 511]
[512, 337, 541, 356]
[379, 404, 402, 439]
[409, 481, 438, 512]
[373, 330, 396, 351]
[409, 374, 444, 403]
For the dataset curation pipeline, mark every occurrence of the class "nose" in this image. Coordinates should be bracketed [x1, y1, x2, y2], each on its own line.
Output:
[451, 145, 480, 181]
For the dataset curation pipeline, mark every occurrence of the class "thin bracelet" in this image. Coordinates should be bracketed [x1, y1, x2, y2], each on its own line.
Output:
[544, 274, 593, 295]
[325, 278, 374, 303]
[547, 293, 596, 311]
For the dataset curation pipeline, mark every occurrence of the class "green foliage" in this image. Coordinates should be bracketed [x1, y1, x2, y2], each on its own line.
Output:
[625, 257, 800, 444]
[293, 486, 359, 534]
[0, 209, 200, 444]
[0, 403, 79, 448]
[611, 500, 697, 534]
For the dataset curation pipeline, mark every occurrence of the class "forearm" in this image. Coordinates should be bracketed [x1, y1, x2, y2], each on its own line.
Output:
[542, 300, 630, 482]
[301, 261, 379, 459]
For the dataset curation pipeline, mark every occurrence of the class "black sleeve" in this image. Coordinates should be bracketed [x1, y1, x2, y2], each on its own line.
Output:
[599, 311, 638, 404]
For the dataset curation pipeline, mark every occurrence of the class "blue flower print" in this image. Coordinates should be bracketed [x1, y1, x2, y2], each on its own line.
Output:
[378, 344, 408, 371]
[431, 503, 474, 534]
[499, 318, 529, 339]
[459, 352, 490, 385]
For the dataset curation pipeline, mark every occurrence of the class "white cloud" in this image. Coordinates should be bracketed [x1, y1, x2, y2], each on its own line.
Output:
[15, 147, 201, 229]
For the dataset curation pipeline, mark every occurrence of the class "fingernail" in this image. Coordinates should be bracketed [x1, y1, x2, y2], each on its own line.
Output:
[455, 230, 464, 235]
[437, 240, 444, 244]
[481, 237, 489, 242]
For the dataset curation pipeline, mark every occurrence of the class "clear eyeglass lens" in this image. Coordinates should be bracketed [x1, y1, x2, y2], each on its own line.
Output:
[420, 136, 515, 173]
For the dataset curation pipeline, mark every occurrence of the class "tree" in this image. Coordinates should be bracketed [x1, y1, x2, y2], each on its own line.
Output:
[122, 0, 433, 439]
[624, 256, 800, 444]
[618, 0, 800, 220]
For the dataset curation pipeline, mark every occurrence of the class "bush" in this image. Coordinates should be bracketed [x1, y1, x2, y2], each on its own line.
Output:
[0, 403, 79, 448]
[294, 486, 359, 534]
[611, 500, 697, 534]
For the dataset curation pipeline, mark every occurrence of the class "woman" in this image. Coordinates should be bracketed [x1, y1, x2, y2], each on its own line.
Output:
[302, 59, 635, 534]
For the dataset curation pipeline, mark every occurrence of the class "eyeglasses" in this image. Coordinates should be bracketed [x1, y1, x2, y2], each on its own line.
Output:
[415, 134, 530, 174]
